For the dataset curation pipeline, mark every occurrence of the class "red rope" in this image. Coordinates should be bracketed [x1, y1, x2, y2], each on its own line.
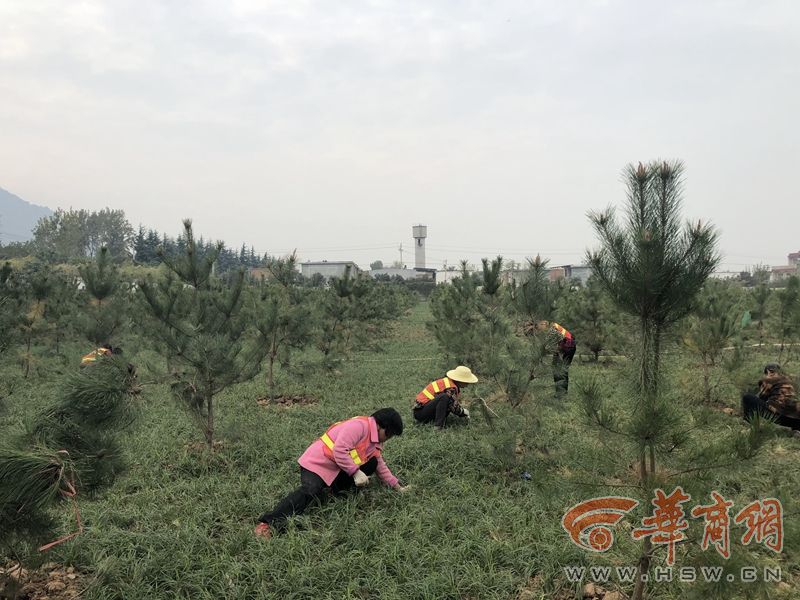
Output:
[38, 479, 83, 552]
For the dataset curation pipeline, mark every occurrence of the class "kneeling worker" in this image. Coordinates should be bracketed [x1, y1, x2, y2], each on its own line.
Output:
[255, 408, 408, 539]
[413, 365, 478, 429]
[742, 363, 800, 432]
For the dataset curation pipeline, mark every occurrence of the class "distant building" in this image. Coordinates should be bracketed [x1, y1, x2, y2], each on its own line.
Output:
[436, 269, 463, 285]
[709, 270, 741, 280]
[768, 251, 800, 283]
[301, 261, 361, 280]
[770, 265, 798, 283]
[562, 265, 593, 286]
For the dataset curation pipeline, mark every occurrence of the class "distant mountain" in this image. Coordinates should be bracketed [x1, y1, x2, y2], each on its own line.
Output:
[0, 187, 53, 244]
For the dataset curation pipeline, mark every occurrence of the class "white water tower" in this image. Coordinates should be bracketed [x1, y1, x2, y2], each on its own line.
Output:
[412, 224, 427, 269]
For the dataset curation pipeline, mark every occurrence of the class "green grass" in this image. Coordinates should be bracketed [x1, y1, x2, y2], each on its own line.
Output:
[1, 302, 798, 599]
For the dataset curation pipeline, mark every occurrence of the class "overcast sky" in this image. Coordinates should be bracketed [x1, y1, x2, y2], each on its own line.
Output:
[1, 0, 798, 271]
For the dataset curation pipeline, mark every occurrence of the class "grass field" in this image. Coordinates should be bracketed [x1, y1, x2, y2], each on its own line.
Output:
[1, 301, 798, 599]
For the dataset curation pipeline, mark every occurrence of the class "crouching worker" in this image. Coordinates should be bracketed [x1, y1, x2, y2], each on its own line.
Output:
[413, 365, 478, 429]
[742, 363, 800, 432]
[80, 344, 116, 366]
[255, 408, 408, 539]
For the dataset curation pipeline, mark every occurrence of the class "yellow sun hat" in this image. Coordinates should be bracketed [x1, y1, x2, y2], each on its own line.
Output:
[446, 365, 478, 384]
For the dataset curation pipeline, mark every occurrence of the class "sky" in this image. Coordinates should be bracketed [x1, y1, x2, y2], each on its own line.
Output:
[1, 0, 798, 272]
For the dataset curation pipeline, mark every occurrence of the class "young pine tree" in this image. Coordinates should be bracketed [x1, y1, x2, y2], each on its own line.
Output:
[44, 271, 79, 355]
[252, 253, 313, 401]
[749, 283, 771, 348]
[0, 262, 22, 356]
[682, 280, 746, 403]
[16, 263, 53, 378]
[77, 246, 127, 347]
[506, 255, 563, 406]
[775, 275, 800, 360]
[138, 220, 268, 448]
[427, 262, 486, 371]
[557, 275, 617, 362]
[586, 160, 720, 600]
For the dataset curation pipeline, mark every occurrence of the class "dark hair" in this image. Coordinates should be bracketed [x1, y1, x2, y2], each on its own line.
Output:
[764, 363, 781, 374]
[372, 408, 403, 437]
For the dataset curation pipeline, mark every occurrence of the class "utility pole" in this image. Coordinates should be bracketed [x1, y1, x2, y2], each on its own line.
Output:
[398, 242, 404, 267]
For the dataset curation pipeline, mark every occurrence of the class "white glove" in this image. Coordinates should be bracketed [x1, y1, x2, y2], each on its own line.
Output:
[353, 470, 370, 487]
[462, 408, 470, 419]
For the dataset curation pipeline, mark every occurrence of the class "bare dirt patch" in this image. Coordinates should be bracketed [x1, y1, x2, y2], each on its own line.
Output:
[1, 562, 87, 599]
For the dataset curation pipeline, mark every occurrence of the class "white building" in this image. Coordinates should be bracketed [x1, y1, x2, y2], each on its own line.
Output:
[301, 261, 361, 280]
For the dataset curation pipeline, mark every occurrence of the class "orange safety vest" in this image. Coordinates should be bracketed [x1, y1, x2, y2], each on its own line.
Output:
[320, 416, 380, 466]
[81, 347, 112, 365]
[551, 322, 573, 341]
[415, 377, 458, 405]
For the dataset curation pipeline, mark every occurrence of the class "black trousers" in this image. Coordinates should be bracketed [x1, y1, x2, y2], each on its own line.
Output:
[742, 394, 800, 430]
[554, 345, 576, 394]
[413, 395, 456, 428]
[258, 457, 378, 528]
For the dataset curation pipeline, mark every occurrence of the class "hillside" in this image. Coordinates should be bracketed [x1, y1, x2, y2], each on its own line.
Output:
[0, 187, 53, 244]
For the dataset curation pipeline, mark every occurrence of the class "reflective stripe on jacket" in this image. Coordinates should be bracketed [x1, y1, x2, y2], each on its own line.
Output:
[551, 323, 573, 341]
[320, 416, 381, 466]
[81, 347, 112, 365]
[415, 377, 458, 405]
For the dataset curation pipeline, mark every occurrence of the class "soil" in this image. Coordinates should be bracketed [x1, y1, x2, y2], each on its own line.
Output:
[0, 562, 86, 600]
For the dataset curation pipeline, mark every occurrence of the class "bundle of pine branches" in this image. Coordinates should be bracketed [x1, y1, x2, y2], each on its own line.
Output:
[29, 356, 137, 491]
[0, 447, 75, 550]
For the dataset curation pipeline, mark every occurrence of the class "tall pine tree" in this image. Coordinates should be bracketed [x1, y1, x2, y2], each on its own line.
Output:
[586, 160, 720, 600]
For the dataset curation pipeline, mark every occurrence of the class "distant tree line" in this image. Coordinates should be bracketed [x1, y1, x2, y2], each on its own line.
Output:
[0, 208, 273, 274]
[132, 225, 269, 272]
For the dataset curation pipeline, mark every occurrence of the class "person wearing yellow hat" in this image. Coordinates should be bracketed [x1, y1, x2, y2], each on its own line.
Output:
[413, 365, 478, 429]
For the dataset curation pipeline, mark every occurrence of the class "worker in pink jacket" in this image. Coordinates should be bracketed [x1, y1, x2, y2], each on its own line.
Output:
[255, 408, 408, 539]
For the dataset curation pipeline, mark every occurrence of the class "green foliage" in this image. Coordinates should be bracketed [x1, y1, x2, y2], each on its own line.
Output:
[0, 448, 75, 551]
[32, 207, 134, 262]
[749, 283, 771, 346]
[586, 160, 721, 600]
[251, 253, 314, 400]
[683, 280, 746, 402]
[557, 275, 619, 361]
[0, 262, 21, 355]
[1, 357, 137, 556]
[77, 247, 128, 345]
[138, 220, 269, 447]
[14, 262, 53, 377]
[315, 266, 411, 368]
[427, 263, 486, 370]
[44, 270, 79, 355]
[775, 275, 800, 359]
[429, 256, 562, 406]
[0, 301, 797, 599]
[29, 357, 138, 490]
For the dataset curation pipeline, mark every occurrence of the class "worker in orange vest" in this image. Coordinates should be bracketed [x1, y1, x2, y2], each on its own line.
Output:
[80, 344, 115, 366]
[533, 321, 577, 395]
[255, 408, 408, 539]
[413, 365, 478, 429]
